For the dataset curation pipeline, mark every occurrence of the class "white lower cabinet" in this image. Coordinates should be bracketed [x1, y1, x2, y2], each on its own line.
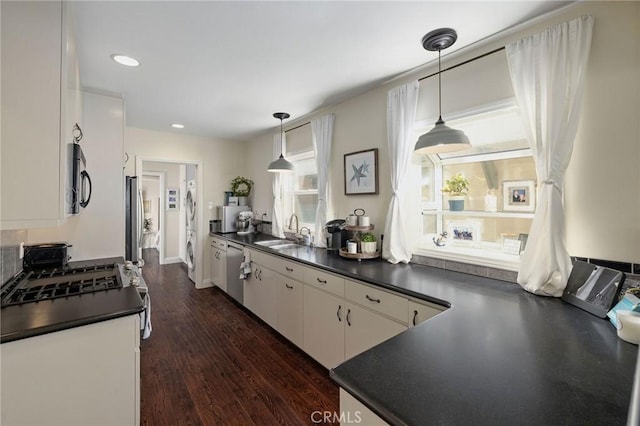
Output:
[340, 388, 388, 426]
[344, 302, 407, 360]
[408, 300, 445, 327]
[277, 277, 304, 348]
[303, 285, 346, 369]
[211, 237, 227, 292]
[244, 263, 278, 329]
[239, 247, 444, 371]
[1, 315, 140, 426]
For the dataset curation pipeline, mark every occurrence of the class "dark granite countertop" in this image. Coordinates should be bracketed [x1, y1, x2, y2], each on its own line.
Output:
[213, 232, 638, 425]
[1, 257, 144, 343]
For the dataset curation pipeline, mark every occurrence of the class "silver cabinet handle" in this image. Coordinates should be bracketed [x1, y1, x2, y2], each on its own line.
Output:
[285, 266, 294, 272]
[258, 269, 262, 281]
[337, 305, 342, 322]
[254, 269, 258, 279]
[412, 309, 418, 326]
[365, 295, 381, 303]
[316, 277, 327, 284]
[285, 283, 293, 290]
[346, 308, 351, 327]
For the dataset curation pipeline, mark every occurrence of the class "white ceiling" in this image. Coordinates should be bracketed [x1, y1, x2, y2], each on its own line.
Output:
[73, 1, 572, 141]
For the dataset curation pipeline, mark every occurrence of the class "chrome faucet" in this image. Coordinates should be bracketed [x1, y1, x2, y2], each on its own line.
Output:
[288, 213, 299, 234]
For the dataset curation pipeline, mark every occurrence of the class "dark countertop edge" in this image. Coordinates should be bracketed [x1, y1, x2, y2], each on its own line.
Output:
[210, 232, 452, 308]
[1, 304, 144, 344]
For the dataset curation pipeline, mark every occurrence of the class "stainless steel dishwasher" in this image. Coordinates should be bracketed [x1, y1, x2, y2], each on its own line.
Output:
[225, 242, 244, 304]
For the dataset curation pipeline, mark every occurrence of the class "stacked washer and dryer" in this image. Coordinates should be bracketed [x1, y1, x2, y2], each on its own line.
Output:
[186, 180, 197, 283]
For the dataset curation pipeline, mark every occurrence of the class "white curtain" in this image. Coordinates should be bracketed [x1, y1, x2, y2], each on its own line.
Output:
[311, 113, 335, 248]
[271, 132, 288, 238]
[383, 81, 419, 264]
[506, 15, 594, 296]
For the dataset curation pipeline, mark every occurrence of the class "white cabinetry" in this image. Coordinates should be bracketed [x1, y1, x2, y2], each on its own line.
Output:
[408, 300, 445, 327]
[340, 388, 388, 426]
[244, 263, 278, 328]
[344, 302, 407, 360]
[211, 237, 227, 292]
[303, 284, 346, 369]
[1, 315, 140, 425]
[1, 1, 78, 229]
[277, 277, 304, 348]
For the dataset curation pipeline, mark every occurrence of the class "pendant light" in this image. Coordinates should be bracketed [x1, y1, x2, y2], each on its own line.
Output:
[268, 112, 294, 173]
[415, 28, 471, 155]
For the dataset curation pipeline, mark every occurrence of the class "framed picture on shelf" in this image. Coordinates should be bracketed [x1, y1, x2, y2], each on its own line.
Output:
[166, 187, 179, 211]
[446, 220, 481, 246]
[344, 148, 378, 195]
[502, 180, 536, 212]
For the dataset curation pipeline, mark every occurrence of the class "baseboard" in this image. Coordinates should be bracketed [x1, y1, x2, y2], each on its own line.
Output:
[197, 279, 214, 290]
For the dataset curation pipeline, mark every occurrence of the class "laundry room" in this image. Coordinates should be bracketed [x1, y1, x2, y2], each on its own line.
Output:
[140, 160, 198, 281]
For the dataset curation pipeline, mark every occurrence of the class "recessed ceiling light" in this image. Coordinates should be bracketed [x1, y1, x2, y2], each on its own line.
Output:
[171, 123, 185, 129]
[111, 54, 140, 67]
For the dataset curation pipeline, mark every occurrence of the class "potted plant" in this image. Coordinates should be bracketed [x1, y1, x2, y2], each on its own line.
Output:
[230, 176, 254, 206]
[442, 173, 470, 211]
[360, 232, 377, 254]
[143, 218, 153, 232]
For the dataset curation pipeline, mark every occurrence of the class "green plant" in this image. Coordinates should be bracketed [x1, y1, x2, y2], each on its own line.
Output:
[442, 173, 470, 196]
[230, 176, 254, 197]
[360, 232, 376, 243]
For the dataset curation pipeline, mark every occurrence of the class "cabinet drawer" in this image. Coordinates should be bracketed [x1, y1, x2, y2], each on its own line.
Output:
[211, 237, 227, 250]
[250, 249, 304, 281]
[303, 267, 344, 297]
[345, 280, 408, 323]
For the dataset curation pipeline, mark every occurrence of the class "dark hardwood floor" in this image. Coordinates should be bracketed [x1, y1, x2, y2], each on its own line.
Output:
[139, 249, 339, 425]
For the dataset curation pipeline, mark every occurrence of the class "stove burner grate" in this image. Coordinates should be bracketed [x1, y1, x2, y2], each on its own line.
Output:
[1, 264, 123, 308]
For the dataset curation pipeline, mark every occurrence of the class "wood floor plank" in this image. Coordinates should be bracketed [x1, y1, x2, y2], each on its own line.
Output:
[139, 249, 339, 425]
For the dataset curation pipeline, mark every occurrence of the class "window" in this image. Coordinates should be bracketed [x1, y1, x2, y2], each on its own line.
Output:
[416, 100, 536, 269]
[284, 123, 317, 229]
[289, 151, 318, 227]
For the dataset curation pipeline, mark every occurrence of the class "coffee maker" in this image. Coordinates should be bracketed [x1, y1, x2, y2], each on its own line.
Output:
[326, 219, 348, 252]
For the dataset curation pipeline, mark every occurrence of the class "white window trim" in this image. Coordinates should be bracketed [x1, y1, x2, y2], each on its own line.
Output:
[288, 150, 318, 231]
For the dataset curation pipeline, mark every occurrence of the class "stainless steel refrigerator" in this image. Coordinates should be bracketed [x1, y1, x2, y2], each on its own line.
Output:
[125, 176, 143, 262]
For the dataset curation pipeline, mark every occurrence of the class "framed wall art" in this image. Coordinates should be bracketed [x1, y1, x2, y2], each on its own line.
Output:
[166, 187, 179, 211]
[446, 220, 481, 246]
[344, 148, 378, 195]
[502, 180, 536, 212]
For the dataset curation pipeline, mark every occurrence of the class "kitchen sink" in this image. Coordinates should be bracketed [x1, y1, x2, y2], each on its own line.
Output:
[255, 240, 288, 247]
[255, 240, 305, 250]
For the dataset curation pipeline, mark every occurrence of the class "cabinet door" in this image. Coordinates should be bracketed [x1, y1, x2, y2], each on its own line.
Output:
[211, 247, 227, 292]
[408, 300, 444, 327]
[277, 277, 304, 348]
[244, 264, 277, 329]
[1, 1, 67, 229]
[344, 303, 407, 361]
[303, 285, 345, 369]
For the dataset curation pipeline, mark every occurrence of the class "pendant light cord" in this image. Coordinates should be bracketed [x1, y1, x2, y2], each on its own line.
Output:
[280, 118, 284, 153]
[437, 49, 443, 124]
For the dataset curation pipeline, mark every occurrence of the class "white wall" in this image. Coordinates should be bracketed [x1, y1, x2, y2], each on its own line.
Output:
[246, 1, 640, 264]
[125, 126, 247, 286]
[27, 91, 125, 261]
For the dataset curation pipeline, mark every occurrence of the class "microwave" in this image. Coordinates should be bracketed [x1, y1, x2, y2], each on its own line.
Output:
[68, 142, 92, 214]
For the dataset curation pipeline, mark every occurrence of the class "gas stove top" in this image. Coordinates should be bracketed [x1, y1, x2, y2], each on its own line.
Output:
[1, 263, 123, 308]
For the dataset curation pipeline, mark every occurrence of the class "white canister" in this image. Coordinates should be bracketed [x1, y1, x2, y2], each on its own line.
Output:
[358, 216, 370, 227]
[347, 241, 357, 254]
[346, 214, 358, 226]
[617, 310, 640, 344]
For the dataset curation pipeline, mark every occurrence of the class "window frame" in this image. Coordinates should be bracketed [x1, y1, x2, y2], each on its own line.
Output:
[287, 149, 318, 230]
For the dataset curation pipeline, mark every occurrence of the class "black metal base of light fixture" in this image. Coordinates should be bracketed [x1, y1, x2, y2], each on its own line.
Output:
[273, 112, 290, 120]
[422, 28, 457, 52]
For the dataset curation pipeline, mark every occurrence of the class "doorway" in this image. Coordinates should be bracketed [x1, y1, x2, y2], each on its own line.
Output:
[136, 156, 203, 287]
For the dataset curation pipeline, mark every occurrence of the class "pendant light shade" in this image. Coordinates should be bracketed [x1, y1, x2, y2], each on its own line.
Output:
[415, 28, 471, 155]
[268, 112, 294, 173]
